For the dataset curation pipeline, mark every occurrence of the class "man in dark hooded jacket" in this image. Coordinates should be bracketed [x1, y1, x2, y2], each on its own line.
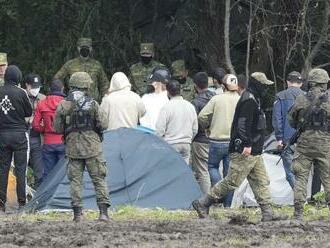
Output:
[192, 72, 287, 222]
[0, 65, 32, 212]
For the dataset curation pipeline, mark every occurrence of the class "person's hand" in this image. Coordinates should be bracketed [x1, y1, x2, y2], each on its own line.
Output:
[242, 147, 252, 156]
[277, 140, 283, 150]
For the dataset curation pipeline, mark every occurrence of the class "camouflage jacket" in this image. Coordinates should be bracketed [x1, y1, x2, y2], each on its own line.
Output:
[53, 97, 108, 159]
[181, 77, 195, 102]
[54, 57, 109, 103]
[288, 87, 330, 153]
[129, 60, 164, 95]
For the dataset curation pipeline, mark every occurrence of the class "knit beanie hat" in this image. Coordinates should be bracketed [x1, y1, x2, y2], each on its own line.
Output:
[4, 65, 22, 85]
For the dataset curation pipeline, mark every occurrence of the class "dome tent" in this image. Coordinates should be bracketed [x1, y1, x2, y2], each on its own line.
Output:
[25, 128, 202, 211]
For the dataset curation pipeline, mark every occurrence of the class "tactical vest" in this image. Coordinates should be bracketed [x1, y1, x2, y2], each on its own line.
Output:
[305, 92, 330, 132]
[64, 97, 96, 136]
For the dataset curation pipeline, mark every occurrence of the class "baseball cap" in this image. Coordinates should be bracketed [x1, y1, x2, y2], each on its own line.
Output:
[140, 43, 154, 57]
[25, 74, 42, 88]
[287, 71, 303, 83]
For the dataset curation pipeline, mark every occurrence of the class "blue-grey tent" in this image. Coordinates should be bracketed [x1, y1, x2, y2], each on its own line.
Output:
[25, 128, 202, 211]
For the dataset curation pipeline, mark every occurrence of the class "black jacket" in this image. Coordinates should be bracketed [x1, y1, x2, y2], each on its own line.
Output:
[229, 90, 265, 155]
[0, 83, 33, 132]
[191, 90, 216, 143]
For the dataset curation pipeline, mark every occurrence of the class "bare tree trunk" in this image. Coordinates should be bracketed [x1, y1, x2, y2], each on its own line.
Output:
[224, 0, 235, 74]
[245, 2, 253, 79]
[302, 0, 330, 76]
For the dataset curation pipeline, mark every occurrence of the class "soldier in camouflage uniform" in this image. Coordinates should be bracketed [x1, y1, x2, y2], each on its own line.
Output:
[130, 43, 164, 95]
[171, 60, 195, 102]
[54, 38, 109, 103]
[0, 53, 8, 87]
[288, 68, 330, 221]
[192, 72, 287, 222]
[53, 72, 110, 222]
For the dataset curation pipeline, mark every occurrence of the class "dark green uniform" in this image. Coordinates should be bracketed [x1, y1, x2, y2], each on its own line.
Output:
[288, 68, 330, 220]
[53, 72, 110, 210]
[171, 60, 195, 101]
[54, 38, 109, 103]
[129, 43, 164, 95]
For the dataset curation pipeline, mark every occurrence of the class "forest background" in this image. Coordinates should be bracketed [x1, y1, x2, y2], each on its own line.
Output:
[1, 0, 329, 121]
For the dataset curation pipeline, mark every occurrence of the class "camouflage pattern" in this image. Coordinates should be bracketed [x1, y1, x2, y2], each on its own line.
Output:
[171, 60, 185, 78]
[140, 43, 154, 56]
[171, 60, 195, 101]
[54, 55, 109, 103]
[307, 68, 330, 84]
[251, 72, 274, 85]
[54, 91, 110, 208]
[288, 72, 330, 204]
[129, 60, 164, 95]
[77, 38, 92, 48]
[69, 71, 92, 89]
[53, 97, 108, 159]
[0, 53, 7, 65]
[181, 77, 195, 102]
[209, 153, 271, 206]
[67, 154, 110, 207]
[0, 53, 7, 87]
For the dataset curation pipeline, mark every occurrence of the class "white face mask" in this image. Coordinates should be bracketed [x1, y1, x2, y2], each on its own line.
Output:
[29, 87, 40, 97]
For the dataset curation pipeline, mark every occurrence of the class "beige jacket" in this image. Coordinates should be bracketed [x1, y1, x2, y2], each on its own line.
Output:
[198, 91, 239, 140]
[100, 72, 146, 130]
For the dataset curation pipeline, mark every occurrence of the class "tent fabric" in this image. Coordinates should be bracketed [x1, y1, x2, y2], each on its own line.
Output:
[232, 134, 313, 207]
[25, 128, 202, 211]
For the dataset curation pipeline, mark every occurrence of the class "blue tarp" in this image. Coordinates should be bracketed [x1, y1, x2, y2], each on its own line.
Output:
[25, 128, 202, 211]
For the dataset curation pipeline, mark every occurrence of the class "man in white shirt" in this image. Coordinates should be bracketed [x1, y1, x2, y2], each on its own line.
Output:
[140, 67, 170, 130]
[156, 80, 198, 164]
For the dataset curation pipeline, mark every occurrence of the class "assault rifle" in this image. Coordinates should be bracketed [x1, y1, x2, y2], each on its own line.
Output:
[276, 126, 303, 165]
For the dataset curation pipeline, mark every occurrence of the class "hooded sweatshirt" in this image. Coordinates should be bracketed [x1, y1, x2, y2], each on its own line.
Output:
[32, 92, 65, 144]
[100, 72, 146, 130]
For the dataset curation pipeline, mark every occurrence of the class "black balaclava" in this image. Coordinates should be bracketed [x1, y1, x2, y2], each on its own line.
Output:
[79, 46, 91, 58]
[248, 77, 268, 101]
[141, 56, 152, 65]
[176, 77, 186, 85]
[4, 65, 22, 85]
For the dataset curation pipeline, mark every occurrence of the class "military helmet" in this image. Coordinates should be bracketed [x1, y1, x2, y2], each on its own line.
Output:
[147, 67, 171, 84]
[77, 37, 92, 48]
[171, 60, 186, 78]
[69, 72, 92, 89]
[140, 43, 154, 57]
[308, 68, 330, 84]
[0, 53, 7, 65]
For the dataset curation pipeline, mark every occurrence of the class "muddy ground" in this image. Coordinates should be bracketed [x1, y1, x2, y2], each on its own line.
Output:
[0, 217, 330, 248]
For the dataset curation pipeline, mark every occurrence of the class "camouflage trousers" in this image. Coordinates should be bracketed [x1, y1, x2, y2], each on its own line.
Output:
[292, 148, 330, 204]
[209, 153, 271, 206]
[67, 154, 110, 208]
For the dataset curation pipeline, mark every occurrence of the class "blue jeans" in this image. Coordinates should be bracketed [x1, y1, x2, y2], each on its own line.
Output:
[42, 144, 65, 179]
[208, 141, 233, 207]
[281, 146, 295, 189]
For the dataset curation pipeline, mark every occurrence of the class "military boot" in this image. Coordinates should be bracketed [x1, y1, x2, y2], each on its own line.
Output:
[72, 207, 82, 222]
[260, 204, 288, 222]
[192, 194, 216, 219]
[98, 204, 110, 222]
[294, 202, 304, 221]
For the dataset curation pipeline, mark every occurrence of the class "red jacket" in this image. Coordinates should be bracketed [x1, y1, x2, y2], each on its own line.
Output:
[32, 94, 65, 144]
